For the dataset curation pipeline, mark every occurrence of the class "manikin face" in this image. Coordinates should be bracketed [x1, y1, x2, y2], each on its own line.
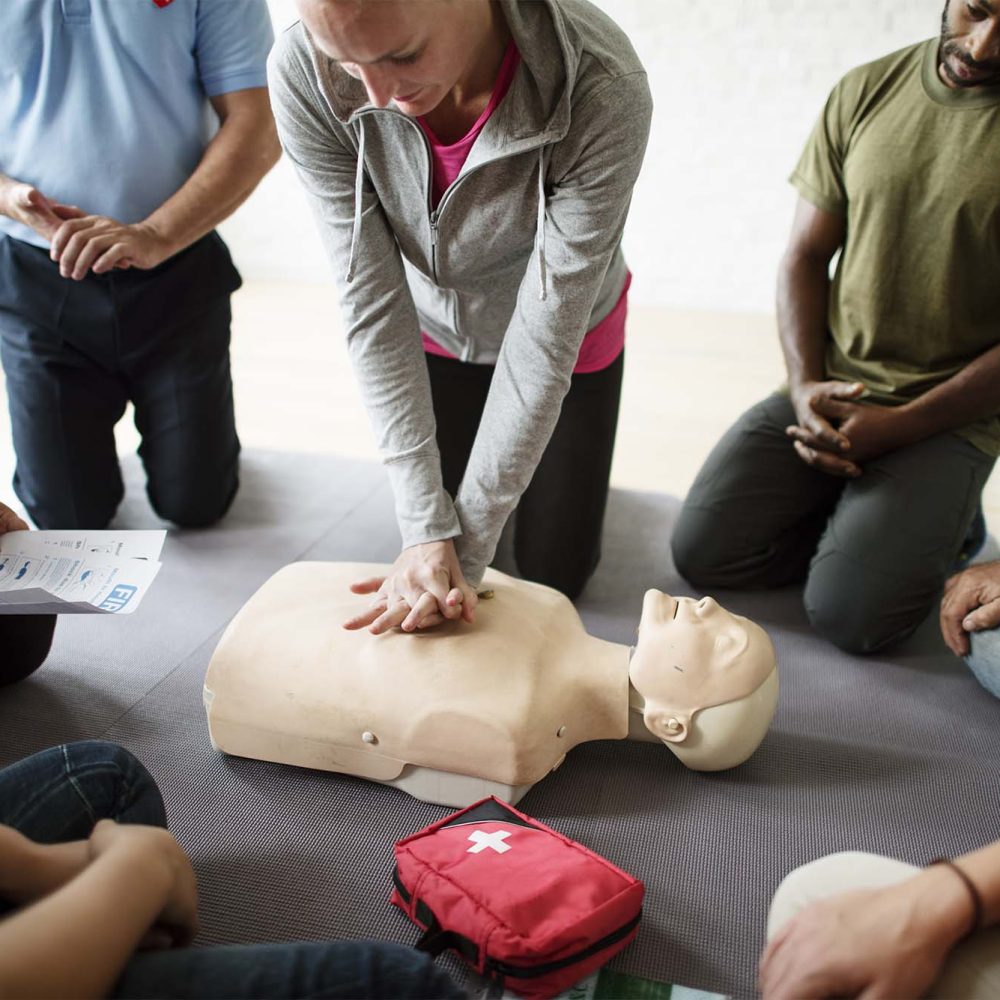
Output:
[297, 0, 491, 116]
[938, 0, 1000, 88]
[630, 591, 776, 745]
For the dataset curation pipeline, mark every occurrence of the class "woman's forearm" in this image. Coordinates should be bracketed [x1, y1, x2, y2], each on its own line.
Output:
[0, 843, 172, 999]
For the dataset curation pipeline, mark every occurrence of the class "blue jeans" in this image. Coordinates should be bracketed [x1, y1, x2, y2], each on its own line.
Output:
[0, 742, 463, 999]
[0, 739, 167, 840]
[966, 629, 1000, 699]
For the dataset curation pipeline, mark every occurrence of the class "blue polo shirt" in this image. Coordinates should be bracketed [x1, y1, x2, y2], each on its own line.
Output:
[0, 0, 274, 249]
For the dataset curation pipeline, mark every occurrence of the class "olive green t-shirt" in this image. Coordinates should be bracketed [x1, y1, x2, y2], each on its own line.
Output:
[791, 39, 1000, 456]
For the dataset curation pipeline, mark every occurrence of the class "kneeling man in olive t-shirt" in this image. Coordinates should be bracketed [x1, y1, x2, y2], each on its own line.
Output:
[672, 1, 1000, 654]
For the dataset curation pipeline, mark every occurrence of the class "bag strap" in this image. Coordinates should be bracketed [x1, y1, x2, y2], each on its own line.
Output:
[414, 905, 480, 965]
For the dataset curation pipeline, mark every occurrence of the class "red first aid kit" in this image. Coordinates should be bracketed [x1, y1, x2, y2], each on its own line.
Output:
[391, 797, 644, 999]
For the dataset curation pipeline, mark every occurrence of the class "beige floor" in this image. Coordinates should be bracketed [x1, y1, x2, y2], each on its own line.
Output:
[0, 279, 997, 525]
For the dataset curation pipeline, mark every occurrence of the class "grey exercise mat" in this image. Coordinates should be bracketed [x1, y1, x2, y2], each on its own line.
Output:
[1, 450, 998, 999]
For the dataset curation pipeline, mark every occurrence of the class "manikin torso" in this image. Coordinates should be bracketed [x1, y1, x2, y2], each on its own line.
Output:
[204, 563, 778, 807]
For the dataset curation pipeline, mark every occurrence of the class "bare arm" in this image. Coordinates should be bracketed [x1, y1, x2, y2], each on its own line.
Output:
[49, 87, 281, 279]
[777, 197, 844, 395]
[0, 825, 89, 905]
[140, 88, 281, 259]
[776, 197, 867, 476]
[761, 839, 1000, 999]
[0, 822, 197, 1000]
[898, 340, 1000, 441]
[781, 197, 1000, 470]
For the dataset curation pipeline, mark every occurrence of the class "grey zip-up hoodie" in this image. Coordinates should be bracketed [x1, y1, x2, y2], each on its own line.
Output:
[268, 0, 652, 584]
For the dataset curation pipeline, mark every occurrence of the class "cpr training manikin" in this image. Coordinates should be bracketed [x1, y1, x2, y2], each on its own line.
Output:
[203, 563, 779, 807]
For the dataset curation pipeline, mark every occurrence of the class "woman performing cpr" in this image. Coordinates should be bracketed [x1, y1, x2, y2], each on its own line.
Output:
[269, 0, 651, 631]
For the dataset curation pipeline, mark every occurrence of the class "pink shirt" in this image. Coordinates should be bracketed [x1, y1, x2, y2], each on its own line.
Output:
[418, 42, 628, 375]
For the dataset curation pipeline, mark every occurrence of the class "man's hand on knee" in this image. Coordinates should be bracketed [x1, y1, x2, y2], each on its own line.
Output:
[786, 381, 925, 474]
[941, 560, 1000, 656]
[786, 380, 863, 476]
[788, 380, 862, 451]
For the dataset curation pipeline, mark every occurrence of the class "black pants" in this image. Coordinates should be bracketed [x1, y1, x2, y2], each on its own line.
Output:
[671, 392, 996, 654]
[426, 349, 624, 600]
[0, 614, 55, 686]
[0, 233, 242, 529]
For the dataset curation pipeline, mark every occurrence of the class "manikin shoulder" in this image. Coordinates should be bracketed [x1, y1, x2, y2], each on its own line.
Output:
[206, 564, 617, 786]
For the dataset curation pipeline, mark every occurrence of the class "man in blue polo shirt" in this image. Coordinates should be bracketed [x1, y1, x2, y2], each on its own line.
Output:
[0, 0, 279, 529]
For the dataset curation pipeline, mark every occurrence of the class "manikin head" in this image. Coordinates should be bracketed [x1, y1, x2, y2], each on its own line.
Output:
[629, 591, 778, 771]
[938, 0, 1000, 89]
[296, 0, 500, 116]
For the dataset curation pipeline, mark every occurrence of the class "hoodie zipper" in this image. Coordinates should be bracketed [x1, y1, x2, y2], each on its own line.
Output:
[429, 205, 439, 281]
[353, 107, 546, 287]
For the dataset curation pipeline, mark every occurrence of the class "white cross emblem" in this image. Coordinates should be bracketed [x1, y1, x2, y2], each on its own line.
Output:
[466, 829, 512, 854]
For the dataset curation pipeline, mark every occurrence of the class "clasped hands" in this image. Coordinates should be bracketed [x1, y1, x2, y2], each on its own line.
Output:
[2, 181, 171, 279]
[343, 538, 479, 635]
[2, 818, 198, 951]
[786, 379, 915, 478]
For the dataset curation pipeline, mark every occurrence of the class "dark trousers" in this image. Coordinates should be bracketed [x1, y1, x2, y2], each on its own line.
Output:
[0, 742, 463, 1000]
[426, 349, 624, 600]
[671, 392, 996, 654]
[0, 233, 242, 529]
[0, 613, 56, 686]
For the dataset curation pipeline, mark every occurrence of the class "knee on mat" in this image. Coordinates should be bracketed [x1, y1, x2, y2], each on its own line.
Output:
[148, 475, 238, 529]
[65, 740, 168, 827]
[803, 570, 925, 655]
[66, 740, 149, 783]
[671, 506, 739, 588]
[25, 490, 120, 532]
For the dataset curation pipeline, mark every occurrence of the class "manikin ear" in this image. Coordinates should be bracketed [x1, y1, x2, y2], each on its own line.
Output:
[643, 708, 691, 744]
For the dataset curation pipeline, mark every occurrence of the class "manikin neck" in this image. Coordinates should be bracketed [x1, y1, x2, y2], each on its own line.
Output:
[624, 644, 660, 744]
[568, 632, 632, 742]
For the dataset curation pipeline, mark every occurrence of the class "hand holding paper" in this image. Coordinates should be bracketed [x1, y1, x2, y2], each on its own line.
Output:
[0, 530, 166, 615]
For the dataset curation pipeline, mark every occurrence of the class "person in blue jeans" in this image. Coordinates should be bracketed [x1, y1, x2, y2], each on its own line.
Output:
[0, 740, 463, 999]
[941, 559, 1000, 699]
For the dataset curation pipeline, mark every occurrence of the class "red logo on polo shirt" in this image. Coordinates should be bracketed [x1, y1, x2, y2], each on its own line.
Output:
[152, 0, 175, 7]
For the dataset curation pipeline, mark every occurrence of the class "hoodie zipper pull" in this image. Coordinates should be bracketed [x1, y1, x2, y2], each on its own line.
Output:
[429, 210, 439, 249]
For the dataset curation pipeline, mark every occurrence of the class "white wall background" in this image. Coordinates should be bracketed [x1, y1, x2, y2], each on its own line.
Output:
[221, 0, 939, 313]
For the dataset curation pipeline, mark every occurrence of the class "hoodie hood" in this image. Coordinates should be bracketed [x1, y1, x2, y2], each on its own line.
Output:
[305, 0, 580, 297]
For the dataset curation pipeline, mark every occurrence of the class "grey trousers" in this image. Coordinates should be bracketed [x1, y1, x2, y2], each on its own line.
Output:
[672, 393, 996, 653]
